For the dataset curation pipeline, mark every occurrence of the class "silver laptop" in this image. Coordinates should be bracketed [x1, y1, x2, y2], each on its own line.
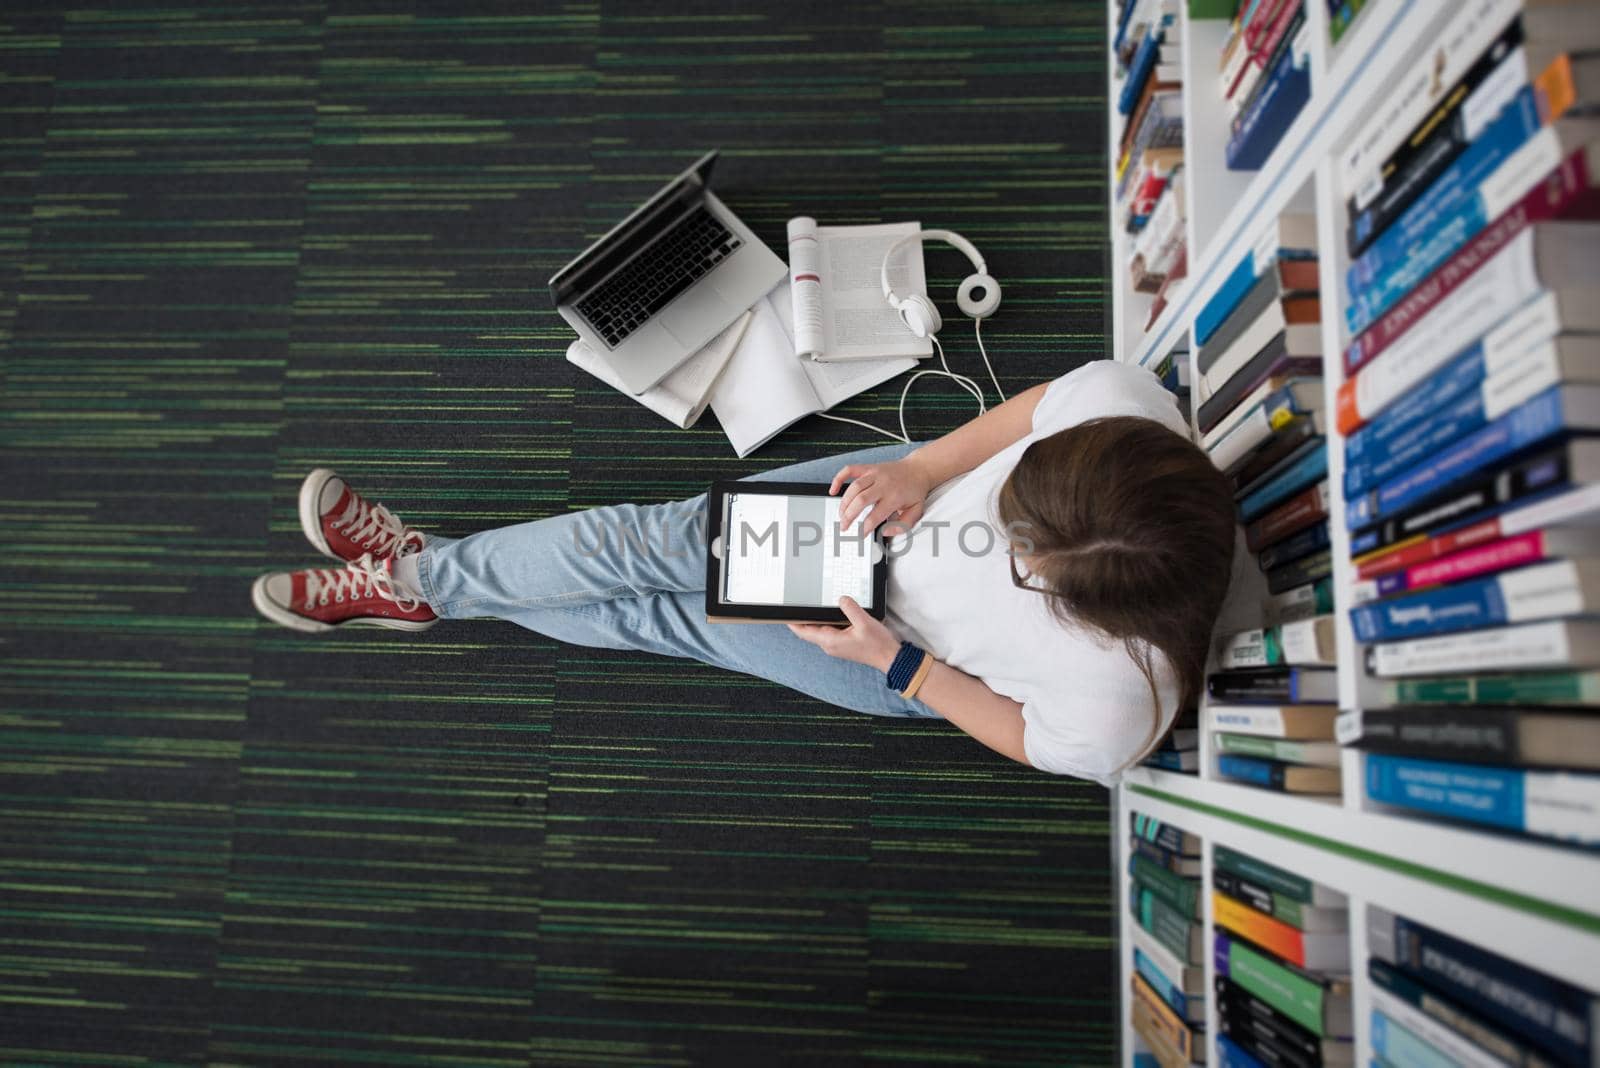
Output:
[549, 150, 787, 395]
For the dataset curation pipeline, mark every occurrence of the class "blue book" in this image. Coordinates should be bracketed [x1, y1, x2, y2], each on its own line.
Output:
[1344, 338, 1488, 484]
[1345, 385, 1600, 530]
[1345, 94, 1548, 336]
[1215, 1035, 1267, 1068]
[1257, 521, 1329, 572]
[1347, 87, 1540, 298]
[1239, 443, 1328, 522]
[1375, 907, 1600, 1066]
[1344, 387, 1485, 498]
[1226, 43, 1312, 171]
[1370, 1010, 1455, 1068]
[1349, 571, 1513, 643]
[1194, 250, 1318, 346]
[1217, 754, 1277, 786]
[1133, 948, 1194, 1021]
[1119, 28, 1162, 114]
[1366, 754, 1600, 849]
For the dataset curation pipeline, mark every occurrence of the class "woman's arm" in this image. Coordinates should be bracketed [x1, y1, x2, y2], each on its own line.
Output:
[788, 598, 1032, 768]
[902, 380, 1048, 488]
[833, 381, 1049, 532]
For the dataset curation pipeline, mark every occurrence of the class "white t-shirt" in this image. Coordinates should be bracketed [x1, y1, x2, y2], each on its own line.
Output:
[885, 360, 1190, 787]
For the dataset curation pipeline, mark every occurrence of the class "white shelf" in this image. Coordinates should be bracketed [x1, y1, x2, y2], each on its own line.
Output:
[1116, 788, 1600, 1068]
[1109, 1, 1600, 1063]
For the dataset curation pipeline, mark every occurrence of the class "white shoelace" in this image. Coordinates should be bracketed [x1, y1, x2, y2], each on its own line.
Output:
[332, 495, 423, 558]
[303, 553, 423, 612]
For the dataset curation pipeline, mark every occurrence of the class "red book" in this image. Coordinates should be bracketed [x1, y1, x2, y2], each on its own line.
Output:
[1340, 145, 1600, 392]
[1355, 483, 1600, 580]
[1246, 481, 1329, 554]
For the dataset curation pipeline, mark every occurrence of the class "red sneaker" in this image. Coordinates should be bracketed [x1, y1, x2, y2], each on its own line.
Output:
[251, 553, 437, 633]
[298, 468, 424, 563]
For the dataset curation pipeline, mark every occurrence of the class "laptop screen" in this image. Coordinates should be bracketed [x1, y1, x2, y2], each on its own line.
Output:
[547, 151, 718, 306]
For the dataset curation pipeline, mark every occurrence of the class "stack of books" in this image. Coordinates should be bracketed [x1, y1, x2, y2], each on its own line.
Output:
[1144, 707, 1202, 774]
[1116, 0, 1188, 328]
[1128, 814, 1206, 1066]
[1212, 0, 1313, 170]
[1212, 846, 1352, 1068]
[1332, 0, 1600, 848]
[1366, 906, 1598, 1067]
[1192, 211, 1340, 796]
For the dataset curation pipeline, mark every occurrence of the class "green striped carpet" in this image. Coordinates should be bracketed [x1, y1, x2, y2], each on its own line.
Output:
[0, 3, 1117, 1064]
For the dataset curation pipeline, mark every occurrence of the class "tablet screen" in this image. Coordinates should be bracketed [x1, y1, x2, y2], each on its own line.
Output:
[720, 491, 876, 609]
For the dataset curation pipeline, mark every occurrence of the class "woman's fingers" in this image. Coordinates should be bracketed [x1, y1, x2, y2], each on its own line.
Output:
[829, 465, 867, 496]
[839, 478, 878, 529]
[880, 502, 923, 538]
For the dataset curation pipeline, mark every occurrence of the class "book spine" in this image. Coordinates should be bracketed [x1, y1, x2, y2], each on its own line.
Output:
[1200, 353, 1322, 434]
[1131, 972, 1195, 1062]
[1215, 1034, 1268, 1068]
[1208, 705, 1287, 735]
[1390, 911, 1599, 1065]
[1214, 932, 1331, 1037]
[1265, 548, 1331, 596]
[1347, 386, 1572, 530]
[1346, 707, 1522, 763]
[1214, 844, 1317, 903]
[1133, 836, 1196, 876]
[1119, 29, 1162, 114]
[1346, 18, 1527, 255]
[1368, 958, 1556, 1068]
[1261, 576, 1333, 626]
[1217, 753, 1286, 788]
[1134, 948, 1195, 1022]
[1386, 668, 1600, 706]
[1336, 0, 1522, 192]
[1133, 813, 1193, 855]
[1130, 853, 1201, 917]
[1372, 1009, 1459, 1068]
[1231, 416, 1320, 488]
[1349, 441, 1578, 556]
[1348, 143, 1600, 339]
[1345, 339, 1486, 471]
[1239, 443, 1327, 521]
[1349, 570, 1513, 643]
[1134, 885, 1201, 963]
[1256, 522, 1330, 573]
[1198, 272, 1284, 377]
[1212, 890, 1306, 965]
[1347, 96, 1552, 336]
[1341, 153, 1593, 387]
[1216, 976, 1325, 1066]
[1198, 256, 1262, 346]
[1345, 386, 1485, 498]
[1226, 35, 1311, 171]
[1246, 481, 1329, 553]
[1347, 85, 1541, 299]
[1371, 617, 1589, 676]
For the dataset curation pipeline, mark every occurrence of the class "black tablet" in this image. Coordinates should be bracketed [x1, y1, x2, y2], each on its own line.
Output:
[705, 480, 889, 624]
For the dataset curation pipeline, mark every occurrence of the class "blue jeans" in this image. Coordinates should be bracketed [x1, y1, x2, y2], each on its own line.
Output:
[413, 442, 942, 720]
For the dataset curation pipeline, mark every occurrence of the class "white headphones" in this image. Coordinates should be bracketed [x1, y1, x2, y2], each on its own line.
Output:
[814, 227, 1005, 447]
[880, 228, 1002, 338]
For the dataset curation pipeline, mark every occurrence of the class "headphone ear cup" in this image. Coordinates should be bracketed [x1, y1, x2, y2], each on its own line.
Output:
[898, 295, 943, 338]
[956, 273, 1001, 319]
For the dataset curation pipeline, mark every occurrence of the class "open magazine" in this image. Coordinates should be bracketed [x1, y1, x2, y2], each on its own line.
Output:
[786, 218, 935, 362]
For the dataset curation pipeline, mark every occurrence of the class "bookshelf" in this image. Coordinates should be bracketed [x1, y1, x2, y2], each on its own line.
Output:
[1106, 0, 1600, 1065]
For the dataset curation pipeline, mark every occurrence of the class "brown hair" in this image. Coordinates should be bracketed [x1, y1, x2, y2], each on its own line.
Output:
[996, 415, 1236, 769]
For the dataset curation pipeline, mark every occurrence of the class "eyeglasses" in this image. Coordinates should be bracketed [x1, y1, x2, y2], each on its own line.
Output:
[1009, 553, 1051, 595]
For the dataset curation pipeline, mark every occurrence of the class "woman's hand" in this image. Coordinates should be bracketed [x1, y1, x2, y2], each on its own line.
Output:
[787, 596, 902, 672]
[830, 454, 936, 536]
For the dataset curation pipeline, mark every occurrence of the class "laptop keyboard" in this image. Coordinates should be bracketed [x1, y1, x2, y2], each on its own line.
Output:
[575, 205, 742, 348]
